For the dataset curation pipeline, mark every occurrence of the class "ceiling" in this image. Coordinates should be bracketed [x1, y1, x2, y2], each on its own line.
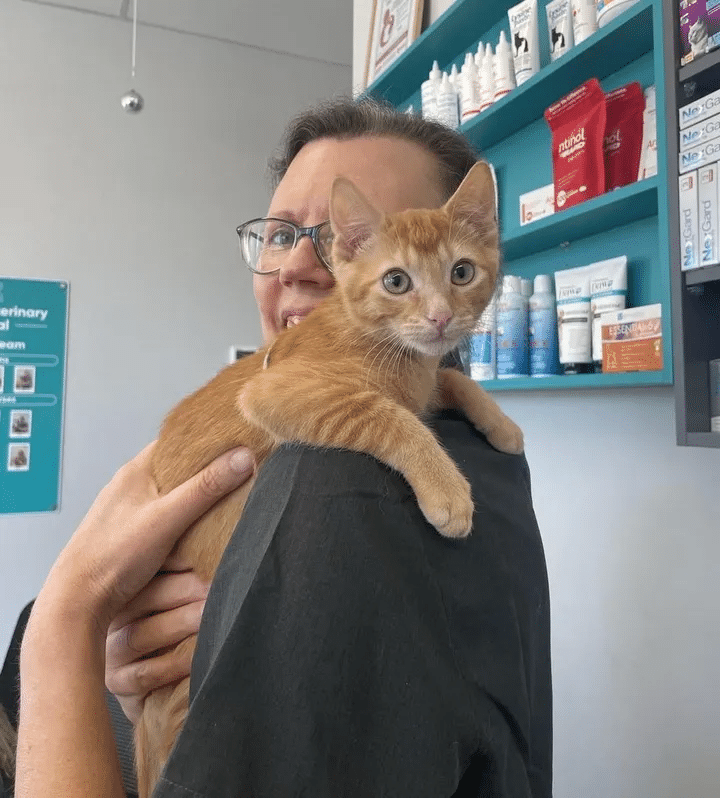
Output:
[21, 0, 352, 66]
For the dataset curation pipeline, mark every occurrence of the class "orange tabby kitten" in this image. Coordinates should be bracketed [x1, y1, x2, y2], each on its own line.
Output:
[136, 160, 523, 796]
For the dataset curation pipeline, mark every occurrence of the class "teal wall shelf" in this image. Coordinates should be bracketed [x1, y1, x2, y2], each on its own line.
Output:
[460, 0, 654, 150]
[366, 0, 674, 394]
[685, 265, 720, 286]
[366, 0, 508, 106]
[502, 178, 658, 262]
[481, 370, 670, 392]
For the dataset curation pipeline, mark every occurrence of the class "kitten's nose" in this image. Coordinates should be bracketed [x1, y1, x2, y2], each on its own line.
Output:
[428, 311, 452, 333]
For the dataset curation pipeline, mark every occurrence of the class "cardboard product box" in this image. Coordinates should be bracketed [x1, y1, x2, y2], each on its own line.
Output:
[679, 170, 699, 270]
[679, 0, 720, 66]
[601, 304, 663, 373]
[679, 85, 720, 129]
[679, 136, 720, 173]
[519, 184, 555, 225]
[698, 162, 720, 266]
[679, 112, 720, 152]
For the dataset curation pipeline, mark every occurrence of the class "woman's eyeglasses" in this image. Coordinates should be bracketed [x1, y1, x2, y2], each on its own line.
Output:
[236, 217, 334, 274]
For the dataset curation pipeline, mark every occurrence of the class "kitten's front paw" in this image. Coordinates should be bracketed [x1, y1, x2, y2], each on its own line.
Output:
[486, 417, 524, 455]
[416, 473, 474, 539]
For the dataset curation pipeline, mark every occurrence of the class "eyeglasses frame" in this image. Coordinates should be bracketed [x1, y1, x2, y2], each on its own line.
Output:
[236, 217, 334, 274]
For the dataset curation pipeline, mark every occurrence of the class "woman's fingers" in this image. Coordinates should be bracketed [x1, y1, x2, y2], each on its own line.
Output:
[48, 444, 254, 630]
[105, 640, 198, 727]
[106, 598, 205, 670]
[153, 448, 255, 539]
[108, 570, 209, 635]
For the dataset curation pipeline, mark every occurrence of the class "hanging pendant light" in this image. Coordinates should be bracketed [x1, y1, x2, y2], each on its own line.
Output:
[121, 0, 144, 113]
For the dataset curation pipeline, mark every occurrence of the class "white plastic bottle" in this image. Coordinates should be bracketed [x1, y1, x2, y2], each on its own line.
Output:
[494, 30, 516, 100]
[421, 60, 442, 121]
[496, 275, 529, 378]
[448, 63, 460, 93]
[596, 0, 640, 28]
[448, 64, 461, 124]
[529, 274, 560, 377]
[459, 54, 481, 124]
[479, 43, 496, 112]
[473, 47, 484, 100]
[470, 298, 497, 380]
[435, 73, 459, 128]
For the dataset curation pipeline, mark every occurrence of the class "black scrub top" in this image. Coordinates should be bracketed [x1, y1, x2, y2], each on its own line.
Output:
[155, 410, 553, 798]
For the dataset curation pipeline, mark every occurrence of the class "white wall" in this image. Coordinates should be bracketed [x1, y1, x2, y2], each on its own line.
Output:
[0, 1, 350, 649]
[349, 0, 720, 795]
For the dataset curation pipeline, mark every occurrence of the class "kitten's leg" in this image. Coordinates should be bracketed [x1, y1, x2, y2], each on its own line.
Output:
[238, 371, 474, 538]
[435, 368, 524, 454]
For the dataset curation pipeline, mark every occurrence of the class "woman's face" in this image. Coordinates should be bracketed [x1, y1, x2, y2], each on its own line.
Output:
[253, 135, 448, 343]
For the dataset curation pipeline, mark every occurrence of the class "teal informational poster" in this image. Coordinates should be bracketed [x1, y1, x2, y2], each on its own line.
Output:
[0, 277, 69, 514]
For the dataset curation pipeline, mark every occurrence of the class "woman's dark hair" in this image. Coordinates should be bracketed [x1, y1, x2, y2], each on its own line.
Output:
[0, 705, 15, 785]
[268, 95, 480, 200]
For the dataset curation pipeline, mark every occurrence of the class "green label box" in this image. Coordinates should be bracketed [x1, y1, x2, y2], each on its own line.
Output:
[0, 277, 69, 514]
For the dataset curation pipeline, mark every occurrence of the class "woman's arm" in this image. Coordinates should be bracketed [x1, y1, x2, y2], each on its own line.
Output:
[15, 443, 254, 798]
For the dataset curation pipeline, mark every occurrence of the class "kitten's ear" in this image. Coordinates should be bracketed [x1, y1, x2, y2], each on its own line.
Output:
[443, 161, 498, 234]
[330, 176, 383, 260]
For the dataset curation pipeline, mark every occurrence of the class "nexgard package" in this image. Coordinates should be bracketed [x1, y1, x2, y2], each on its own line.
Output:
[679, 136, 720, 173]
[679, 113, 720, 151]
[679, 85, 720, 129]
[679, 170, 699, 270]
[698, 163, 720, 266]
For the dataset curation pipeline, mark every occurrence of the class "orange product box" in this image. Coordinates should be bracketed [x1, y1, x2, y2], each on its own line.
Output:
[601, 304, 663, 373]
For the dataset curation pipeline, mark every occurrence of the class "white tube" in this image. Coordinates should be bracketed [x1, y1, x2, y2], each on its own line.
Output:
[507, 0, 540, 86]
[570, 0, 598, 44]
[546, 0, 574, 61]
[554, 263, 594, 372]
[589, 256, 628, 365]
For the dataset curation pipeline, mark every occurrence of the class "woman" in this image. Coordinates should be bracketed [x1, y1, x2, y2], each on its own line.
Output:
[17, 97, 552, 797]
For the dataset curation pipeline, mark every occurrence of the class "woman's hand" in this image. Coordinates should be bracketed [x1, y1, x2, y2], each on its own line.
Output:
[37, 441, 254, 633]
[105, 557, 211, 726]
[17, 442, 255, 798]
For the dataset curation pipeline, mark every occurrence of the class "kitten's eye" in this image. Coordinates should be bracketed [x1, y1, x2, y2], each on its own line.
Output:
[382, 269, 412, 294]
[451, 260, 475, 285]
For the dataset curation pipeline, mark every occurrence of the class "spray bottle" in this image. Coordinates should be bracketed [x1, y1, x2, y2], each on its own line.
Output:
[529, 275, 560, 376]
[496, 275, 530, 378]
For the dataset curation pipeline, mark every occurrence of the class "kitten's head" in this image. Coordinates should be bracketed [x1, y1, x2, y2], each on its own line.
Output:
[329, 161, 499, 358]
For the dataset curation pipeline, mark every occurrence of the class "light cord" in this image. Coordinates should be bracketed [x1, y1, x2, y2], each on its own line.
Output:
[131, 0, 138, 78]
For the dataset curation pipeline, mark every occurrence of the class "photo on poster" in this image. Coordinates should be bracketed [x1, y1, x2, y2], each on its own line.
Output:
[14, 365, 36, 393]
[8, 443, 30, 471]
[10, 410, 32, 438]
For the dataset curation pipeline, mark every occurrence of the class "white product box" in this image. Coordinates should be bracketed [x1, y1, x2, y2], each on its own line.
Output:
[679, 112, 720, 152]
[698, 163, 720, 266]
[679, 170, 699, 270]
[679, 136, 720, 174]
[519, 184, 554, 225]
[679, 86, 720, 130]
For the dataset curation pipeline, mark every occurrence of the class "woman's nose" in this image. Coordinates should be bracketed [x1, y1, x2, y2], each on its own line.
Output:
[278, 236, 333, 287]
